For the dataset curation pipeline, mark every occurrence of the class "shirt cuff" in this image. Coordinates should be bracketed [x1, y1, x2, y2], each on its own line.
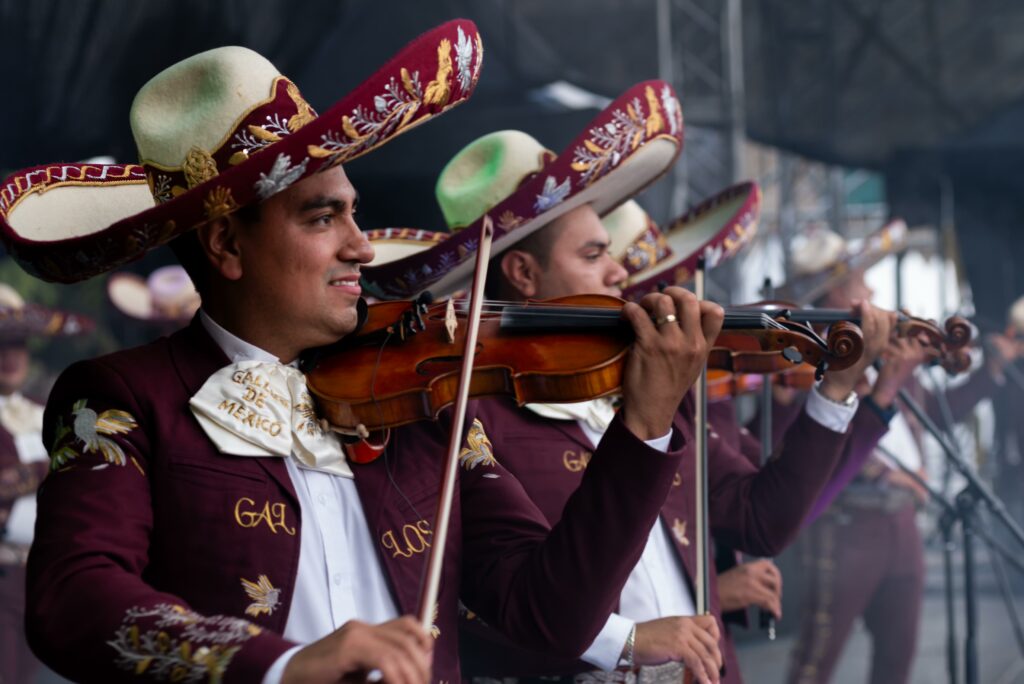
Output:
[805, 385, 859, 433]
[581, 613, 636, 671]
[644, 430, 673, 453]
[261, 644, 303, 684]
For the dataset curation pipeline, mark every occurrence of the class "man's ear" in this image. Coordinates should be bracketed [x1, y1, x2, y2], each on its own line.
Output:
[195, 216, 243, 281]
[501, 249, 541, 299]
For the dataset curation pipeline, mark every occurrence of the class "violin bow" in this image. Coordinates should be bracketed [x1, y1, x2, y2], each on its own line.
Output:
[415, 216, 494, 631]
[694, 257, 711, 617]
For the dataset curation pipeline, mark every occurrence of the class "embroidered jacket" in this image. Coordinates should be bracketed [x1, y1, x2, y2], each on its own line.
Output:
[459, 392, 855, 682]
[27, 319, 685, 683]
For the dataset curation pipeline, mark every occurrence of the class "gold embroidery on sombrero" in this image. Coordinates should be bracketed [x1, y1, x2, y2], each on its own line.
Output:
[203, 186, 239, 221]
[49, 399, 139, 470]
[286, 82, 316, 132]
[496, 210, 524, 232]
[424, 38, 453, 107]
[306, 34, 474, 162]
[183, 147, 219, 189]
[571, 85, 667, 187]
[107, 603, 260, 680]
[458, 419, 496, 470]
[241, 575, 281, 617]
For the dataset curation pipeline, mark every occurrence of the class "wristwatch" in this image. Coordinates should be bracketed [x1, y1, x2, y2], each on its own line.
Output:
[617, 624, 637, 668]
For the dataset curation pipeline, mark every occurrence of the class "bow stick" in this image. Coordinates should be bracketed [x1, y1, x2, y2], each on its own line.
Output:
[415, 216, 494, 631]
[694, 257, 710, 616]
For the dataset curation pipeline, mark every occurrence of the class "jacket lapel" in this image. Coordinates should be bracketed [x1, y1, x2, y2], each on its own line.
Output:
[168, 316, 299, 504]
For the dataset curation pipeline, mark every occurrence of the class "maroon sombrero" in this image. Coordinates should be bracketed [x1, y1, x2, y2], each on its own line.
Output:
[0, 20, 483, 283]
[0, 284, 94, 341]
[620, 181, 761, 300]
[360, 80, 685, 299]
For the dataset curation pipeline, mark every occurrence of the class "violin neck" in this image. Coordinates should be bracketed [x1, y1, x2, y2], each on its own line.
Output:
[497, 305, 779, 332]
[727, 307, 861, 326]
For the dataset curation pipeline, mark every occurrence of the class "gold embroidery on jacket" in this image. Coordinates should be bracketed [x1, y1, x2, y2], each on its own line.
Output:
[381, 519, 433, 559]
[562, 449, 592, 473]
[234, 497, 296, 536]
[49, 399, 139, 470]
[241, 575, 281, 617]
[458, 419, 495, 470]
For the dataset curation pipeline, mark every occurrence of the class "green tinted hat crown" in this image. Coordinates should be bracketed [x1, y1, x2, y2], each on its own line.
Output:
[435, 130, 550, 230]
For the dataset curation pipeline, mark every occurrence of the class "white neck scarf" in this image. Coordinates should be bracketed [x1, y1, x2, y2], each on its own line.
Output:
[524, 397, 618, 433]
[192, 311, 352, 478]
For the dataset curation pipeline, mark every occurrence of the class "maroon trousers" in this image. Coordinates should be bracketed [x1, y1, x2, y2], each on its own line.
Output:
[0, 563, 40, 684]
[787, 501, 924, 684]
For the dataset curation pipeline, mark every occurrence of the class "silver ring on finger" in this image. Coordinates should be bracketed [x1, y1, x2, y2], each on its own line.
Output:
[655, 313, 678, 327]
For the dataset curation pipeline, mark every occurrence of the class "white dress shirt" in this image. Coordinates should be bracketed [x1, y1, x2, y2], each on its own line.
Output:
[1, 392, 47, 546]
[576, 384, 859, 670]
[198, 312, 397, 684]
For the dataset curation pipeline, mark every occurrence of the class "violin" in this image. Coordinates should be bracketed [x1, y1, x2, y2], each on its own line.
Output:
[305, 294, 864, 434]
[733, 301, 972, 374]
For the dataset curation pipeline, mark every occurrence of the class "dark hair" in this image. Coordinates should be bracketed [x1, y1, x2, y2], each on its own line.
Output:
[484, 222, 564, 300]
[169, 203, 262, 296]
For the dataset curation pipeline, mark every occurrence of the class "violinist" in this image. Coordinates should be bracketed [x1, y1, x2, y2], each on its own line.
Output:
[379, 129, 888, 684]
[2, 30, 723, 684]
[779, 226, 1020, 684]
[0, 284, 92, 684]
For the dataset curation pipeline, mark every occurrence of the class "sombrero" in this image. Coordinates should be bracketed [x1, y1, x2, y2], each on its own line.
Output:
[0, 284, 94, 341]
[107, 265, 200, 324]
[359, 80, 684, 299]
[613, 181, 761, 300]
[0, 20, 483, 283]
[775, 219, 908, 305]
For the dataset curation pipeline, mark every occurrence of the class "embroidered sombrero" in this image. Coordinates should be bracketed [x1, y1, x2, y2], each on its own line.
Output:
[602, 199, 674, 277]
[0, 20, 484, 283]
[0, 284, 94, 341]
[616, 181, 761, 300]
[107, 265, 201, 324]
[775, 218, 908, 305]
[359, 80, 684, 299]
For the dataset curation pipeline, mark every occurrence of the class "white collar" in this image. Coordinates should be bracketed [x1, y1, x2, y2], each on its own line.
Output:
[200, 309, 281, 365]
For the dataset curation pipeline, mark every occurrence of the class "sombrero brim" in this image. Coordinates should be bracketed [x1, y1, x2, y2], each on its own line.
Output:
[0, 304, 94, 340]
[775, 219, 909, 305]
[621, 181, 761, 300]
[0, 19, 484, 283]
[359, 80, 685, 299]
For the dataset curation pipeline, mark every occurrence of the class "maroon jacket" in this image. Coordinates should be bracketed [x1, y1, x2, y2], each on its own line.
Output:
[460, 392, 852, 681]
[27, 319, 685, 683]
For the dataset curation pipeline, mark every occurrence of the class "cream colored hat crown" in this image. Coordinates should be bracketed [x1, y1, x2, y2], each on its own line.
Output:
[790, 229, 847, 276]
[1009, 295, 1024, 333]
[603, 200, 651, 260]
[435, 130, 551, 230]
[0, 284, 25, 310]
[132, 47, 286, 172]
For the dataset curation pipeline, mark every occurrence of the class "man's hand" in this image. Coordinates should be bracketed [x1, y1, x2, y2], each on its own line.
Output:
[620, 287, 724, 441]
[634, 615, 722, 683]
[282, 617, 432, 684]
[819, 301, 894, 401]
[716, 559, 783, 618]
[870, 335, 932, 409]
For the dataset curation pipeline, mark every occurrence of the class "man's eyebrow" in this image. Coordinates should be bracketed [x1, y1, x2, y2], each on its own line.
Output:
[299, 193, 358, 213]
[580, 240, 611, 250]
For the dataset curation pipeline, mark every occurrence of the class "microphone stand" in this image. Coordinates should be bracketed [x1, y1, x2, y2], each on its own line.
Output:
[758, 277, 777, 639]
[895, 387, 1024, 684]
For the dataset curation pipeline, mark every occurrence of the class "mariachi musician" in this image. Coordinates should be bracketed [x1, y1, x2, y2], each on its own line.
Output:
[0, 23, 735, 683]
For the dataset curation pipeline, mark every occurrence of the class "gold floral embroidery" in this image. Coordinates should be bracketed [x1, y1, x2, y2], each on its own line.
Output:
[286, 82, 316, 132]
[644, 85, 665, 137]
[241, 575, 281, 617]
[496, 210, 524, 232]
[108, 603, 259, 680]
[571, 89, 669, 187]
[203, 186, 238, 221]
[424, 39, 453, 107]
[182, 147, 218, 188]
[458, 419, 495, 470]
[50, 400, 139, 469]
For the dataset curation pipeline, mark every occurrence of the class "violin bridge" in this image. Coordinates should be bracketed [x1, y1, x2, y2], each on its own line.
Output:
[444, 298, 458, 344]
